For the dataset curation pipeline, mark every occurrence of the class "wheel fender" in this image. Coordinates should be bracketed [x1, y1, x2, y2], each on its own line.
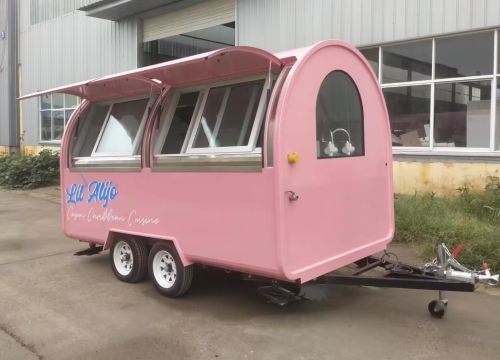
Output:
[104, 230, 193, 266]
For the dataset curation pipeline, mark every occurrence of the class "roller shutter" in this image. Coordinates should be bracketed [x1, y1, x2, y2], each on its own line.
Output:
[143, 0, 235, 43]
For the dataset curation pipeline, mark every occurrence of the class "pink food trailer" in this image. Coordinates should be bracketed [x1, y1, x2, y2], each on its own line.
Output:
[20, 40, 498, 318]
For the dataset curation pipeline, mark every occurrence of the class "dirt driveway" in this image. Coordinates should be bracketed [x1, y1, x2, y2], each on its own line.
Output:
[1, 189, 499, 360]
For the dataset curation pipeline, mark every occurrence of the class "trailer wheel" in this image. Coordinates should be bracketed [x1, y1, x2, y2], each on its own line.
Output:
[110, 236, 148, 283]
[148, 242, 193, 298]
[428, 300, 447, 319]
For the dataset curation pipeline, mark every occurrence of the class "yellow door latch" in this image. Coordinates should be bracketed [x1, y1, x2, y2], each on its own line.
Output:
[287, 152, 299, 164]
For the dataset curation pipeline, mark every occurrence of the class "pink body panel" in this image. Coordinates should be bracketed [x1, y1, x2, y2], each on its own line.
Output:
[62, 169, 280, 278]
[50, 40, 393, 283]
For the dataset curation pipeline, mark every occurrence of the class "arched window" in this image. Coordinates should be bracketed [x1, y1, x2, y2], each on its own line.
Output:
[316, 71, 364, 158]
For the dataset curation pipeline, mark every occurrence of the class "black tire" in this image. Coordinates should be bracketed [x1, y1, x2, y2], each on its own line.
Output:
[110, 235, 148, 283]
[148, 242, 193, 298]
[428, 300, 446, 319]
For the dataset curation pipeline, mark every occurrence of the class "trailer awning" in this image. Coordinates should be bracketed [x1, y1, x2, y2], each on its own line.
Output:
[17, 77, 163, 103]
[19, 46, 291, 103]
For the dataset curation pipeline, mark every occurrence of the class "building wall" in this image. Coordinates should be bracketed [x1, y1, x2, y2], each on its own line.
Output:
[393, 160, 500, 196]
[237, 0, 500, 52]
[0, 0, 18, 148]
[0, 0, 9, 147]
[19, 0, 142, 148]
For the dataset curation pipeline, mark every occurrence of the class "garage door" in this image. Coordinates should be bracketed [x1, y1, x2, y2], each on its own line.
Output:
[143, 0, 235, 43]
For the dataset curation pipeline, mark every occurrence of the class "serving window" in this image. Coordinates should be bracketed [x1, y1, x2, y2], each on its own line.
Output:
[160, 91, 201, 155]
[316, 71, 365, 159]
[187, 80, 265, 153]
[153, 74, 272, 172]
[71, 93, 157, 171]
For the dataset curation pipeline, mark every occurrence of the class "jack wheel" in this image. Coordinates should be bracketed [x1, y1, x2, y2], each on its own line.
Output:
[428, 300, 447, 319]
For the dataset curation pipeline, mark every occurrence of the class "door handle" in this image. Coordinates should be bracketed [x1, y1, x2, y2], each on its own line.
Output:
[285, 191, 299, 201]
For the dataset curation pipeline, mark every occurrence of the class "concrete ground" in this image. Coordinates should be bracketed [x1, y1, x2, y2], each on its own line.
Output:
[1, 189, 500, 360]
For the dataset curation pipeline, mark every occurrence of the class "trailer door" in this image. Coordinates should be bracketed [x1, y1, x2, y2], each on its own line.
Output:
[276, 41, 394, 282]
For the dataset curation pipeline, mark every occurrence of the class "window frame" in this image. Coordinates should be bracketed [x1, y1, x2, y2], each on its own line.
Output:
[72, 93, 158, 160]
[316, 70, 365, 160]
[39, 93, 80, 143]
[382, 84, 432, 149]
[433, 78, 493, 149]
[154, 86, 205, 156]
[154, 73, 272, 158]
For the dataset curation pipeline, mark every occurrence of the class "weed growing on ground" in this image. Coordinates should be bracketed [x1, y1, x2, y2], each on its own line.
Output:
[395, 176, 500, 272]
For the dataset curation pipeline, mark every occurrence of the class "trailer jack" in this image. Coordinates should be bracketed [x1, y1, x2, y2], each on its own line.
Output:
[74, 244, 103, 256]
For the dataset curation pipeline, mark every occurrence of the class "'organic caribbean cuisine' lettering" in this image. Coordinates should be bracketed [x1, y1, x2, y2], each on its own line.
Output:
[66, 206, 160, 227]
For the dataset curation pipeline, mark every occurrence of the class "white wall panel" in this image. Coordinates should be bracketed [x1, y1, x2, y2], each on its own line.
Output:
[443, 0, 458, 32]
[394, 0, 407, 40]
[371, 1, 384, 43]
[486, 0, 500, 26]
[360, 0, 373, 45]
[457, 0, 472, 30]
[382, 0, 395, 42]
[472, 0, 486, 29]
[406, 0, 419, 38]
[418, 0, 432, 37]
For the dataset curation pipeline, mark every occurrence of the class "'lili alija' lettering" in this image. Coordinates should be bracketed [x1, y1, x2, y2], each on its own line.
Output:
[65, 180, 118, 208]
[87, 181, 118, 208]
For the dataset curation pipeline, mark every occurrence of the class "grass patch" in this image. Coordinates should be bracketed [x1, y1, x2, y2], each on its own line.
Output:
[395, 178, 500, 272]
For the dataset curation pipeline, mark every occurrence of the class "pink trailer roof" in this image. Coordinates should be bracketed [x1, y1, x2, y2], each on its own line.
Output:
[19, 46, 298, 103]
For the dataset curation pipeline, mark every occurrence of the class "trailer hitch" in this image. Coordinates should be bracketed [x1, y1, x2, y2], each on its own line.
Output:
[422, 243, 499, 318]
[422, 243, 499, 287]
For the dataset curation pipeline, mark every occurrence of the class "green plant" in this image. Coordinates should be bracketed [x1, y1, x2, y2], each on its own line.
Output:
[0, 149, 60, 189]
[395, 186, 500, 272]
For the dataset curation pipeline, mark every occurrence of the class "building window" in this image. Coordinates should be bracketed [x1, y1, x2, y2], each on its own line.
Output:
[360, 29, 499, 154]
[382, 40, 432, 84]
[40, 94, 80, 142]
[383, 85, 431, 147]
[434, 80, 491, 148]
[360, 48, 379, 78]
[316, 71, 364, 158]
[30, 0, 75, 26]
[435, 32, 494, 79]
